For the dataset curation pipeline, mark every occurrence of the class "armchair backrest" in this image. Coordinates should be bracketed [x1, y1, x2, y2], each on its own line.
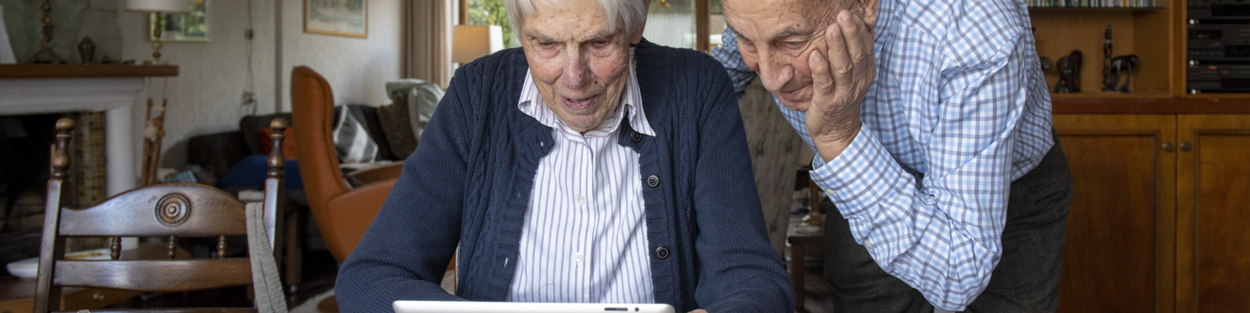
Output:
[290, 66, 351, 215]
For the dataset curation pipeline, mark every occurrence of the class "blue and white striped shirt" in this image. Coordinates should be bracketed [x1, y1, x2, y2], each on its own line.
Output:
[712, 0, 1054, 310]
[508, 55, 657, 303]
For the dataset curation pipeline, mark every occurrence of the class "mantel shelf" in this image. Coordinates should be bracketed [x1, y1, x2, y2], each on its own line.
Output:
[0, 64, 178, 79]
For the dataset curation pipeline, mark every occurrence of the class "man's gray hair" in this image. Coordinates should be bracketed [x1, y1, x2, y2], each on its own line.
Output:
[502, 0, 647, 40]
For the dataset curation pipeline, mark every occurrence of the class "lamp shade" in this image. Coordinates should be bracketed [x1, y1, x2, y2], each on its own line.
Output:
[126, 0, 192, 13]
[453, 25, 504, 66]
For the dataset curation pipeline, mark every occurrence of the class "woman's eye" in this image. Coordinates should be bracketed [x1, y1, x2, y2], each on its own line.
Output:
[594, 40, 609, 45]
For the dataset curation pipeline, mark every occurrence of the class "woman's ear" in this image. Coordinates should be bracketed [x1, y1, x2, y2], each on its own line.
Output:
[861, 0, 879, 28]
[632, 0, 652, 44]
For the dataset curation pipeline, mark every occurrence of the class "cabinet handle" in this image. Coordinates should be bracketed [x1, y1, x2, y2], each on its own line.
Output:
[1181, 141, 1193, 152]
[1163, 142, 1175, 152]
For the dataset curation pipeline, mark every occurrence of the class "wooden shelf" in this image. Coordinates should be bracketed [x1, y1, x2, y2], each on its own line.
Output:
[0, 64, 178, 79]
[1028, 6, 1164, 12]
[1052, 94, 1250, 114]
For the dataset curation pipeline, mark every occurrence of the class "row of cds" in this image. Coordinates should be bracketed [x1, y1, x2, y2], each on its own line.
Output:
[1025, 0, 1157, 7]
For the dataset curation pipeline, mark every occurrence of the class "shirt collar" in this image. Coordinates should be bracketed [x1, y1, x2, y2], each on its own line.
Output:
[518, 49, 655, 138]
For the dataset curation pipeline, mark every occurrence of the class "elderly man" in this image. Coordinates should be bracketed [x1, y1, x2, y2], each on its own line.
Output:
[713, 0, 1073, 312]
[334, 0, 793, 312]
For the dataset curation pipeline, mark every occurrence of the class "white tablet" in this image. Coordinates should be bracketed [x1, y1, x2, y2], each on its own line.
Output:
[393, 301, 677, 313]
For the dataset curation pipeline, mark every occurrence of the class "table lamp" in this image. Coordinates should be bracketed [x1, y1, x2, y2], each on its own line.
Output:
[452, 25, 503, 68]
[127, 0, 190, 65]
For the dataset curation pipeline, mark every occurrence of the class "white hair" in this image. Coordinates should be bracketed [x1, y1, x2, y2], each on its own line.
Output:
[502, 0, 647, 40]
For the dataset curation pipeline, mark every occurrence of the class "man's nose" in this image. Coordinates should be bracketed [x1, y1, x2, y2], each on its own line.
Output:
[756, 48, 792, 93]
[562, 49, 591, 90]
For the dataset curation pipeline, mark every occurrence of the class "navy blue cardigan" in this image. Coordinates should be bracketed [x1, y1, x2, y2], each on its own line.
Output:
[336, 40, 794, 313]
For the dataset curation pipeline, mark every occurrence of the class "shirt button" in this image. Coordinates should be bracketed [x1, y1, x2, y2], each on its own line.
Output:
[865, 241, 873, 250]
[647, 175, 660, 188]
[575, 253, 583, 262]
[825, 188, 835, 195]
[655, 246, 670, 260]
[631, 131, 643, 142]
[576, 196, 587, 205]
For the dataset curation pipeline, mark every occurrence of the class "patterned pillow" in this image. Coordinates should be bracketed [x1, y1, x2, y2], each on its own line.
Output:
[332, 105, 378, 164]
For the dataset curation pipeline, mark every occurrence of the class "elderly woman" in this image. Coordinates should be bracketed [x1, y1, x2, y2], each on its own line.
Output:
[333, 0, 793, 312]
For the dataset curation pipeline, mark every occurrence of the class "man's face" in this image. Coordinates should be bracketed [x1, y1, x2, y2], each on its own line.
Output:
[520, 0, 632, 133]
[723, 0, 863, 112]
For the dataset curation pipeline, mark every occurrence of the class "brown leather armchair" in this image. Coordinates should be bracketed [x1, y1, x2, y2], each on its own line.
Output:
[290, 66, 402, 264]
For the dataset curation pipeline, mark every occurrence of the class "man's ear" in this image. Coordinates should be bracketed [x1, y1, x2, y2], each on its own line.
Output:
[860, 0, 879, 28]
[632, 0, 651, 44]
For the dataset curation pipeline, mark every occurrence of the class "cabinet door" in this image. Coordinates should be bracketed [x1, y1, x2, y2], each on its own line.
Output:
[1053, 114, 1177, 313]
[1176, 115, 1250, 313]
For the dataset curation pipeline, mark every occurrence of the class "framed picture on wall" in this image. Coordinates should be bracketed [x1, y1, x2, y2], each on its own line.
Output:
[148, 0, 210, 42]
[304, 0, 368, 38]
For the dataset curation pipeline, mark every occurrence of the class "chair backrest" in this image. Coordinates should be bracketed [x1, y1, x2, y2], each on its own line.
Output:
[33, 118, 289, 313]
[290, 66, 350, 208]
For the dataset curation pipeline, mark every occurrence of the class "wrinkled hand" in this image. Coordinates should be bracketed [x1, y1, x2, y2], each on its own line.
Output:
[806, 10, 876, 163]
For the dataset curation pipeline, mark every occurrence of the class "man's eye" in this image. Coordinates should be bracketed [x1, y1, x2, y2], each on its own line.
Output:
[785, 41, 804, 48]
[593, 40, 609, 45]
[538, 41, 556, 48]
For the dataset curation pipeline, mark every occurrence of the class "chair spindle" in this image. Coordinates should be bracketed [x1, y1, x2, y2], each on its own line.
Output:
[168, 235, 176, 260]
[50, 118, 73, 180]
[268, 118, 287, 179]
[217, 235, 226, 259]
[109, 237, 121, 260]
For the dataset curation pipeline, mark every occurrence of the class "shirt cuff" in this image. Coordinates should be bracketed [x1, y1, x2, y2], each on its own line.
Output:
[809, 126, 909, 220]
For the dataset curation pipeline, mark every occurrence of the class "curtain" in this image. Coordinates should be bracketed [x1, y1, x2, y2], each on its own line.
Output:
[403, 0, 453, 88]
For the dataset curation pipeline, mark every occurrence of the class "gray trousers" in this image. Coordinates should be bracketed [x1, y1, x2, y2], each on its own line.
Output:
[824, 134, 1073, 313]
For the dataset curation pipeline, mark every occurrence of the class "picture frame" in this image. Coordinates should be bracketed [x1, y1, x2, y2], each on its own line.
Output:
[148, 0, 210, 42]
[304, 0, 368, 38]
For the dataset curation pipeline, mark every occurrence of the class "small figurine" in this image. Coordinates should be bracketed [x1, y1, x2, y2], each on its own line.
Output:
[1102, 23, 1116, 92]
[1108, 55, 1140, 93]
[1055, 50, 1083, 93]
[78, 37, 96, 64]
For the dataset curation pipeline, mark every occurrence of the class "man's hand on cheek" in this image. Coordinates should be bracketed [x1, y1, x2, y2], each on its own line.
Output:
[805, 9, 875, 163]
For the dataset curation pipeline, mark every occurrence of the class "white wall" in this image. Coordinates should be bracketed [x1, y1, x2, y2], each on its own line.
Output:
[280, 0, 402, 112]
[115, 0, 403, 180]
[119, 0, 278, 171]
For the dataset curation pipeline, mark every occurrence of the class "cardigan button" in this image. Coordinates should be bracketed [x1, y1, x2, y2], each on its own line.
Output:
[631, 131, 643, 142]
[656, 246, 670, 260]
[647, 175, 660, 188]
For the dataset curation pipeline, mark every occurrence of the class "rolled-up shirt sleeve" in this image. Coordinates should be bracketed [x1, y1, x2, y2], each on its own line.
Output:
[808, 33, 1032, 311]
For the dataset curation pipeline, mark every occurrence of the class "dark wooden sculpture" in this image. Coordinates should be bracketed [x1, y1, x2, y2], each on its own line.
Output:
[1055, 50, 1083, 93]
[1108, 55, 1140, 93]
[1102, 23, 1116, 92]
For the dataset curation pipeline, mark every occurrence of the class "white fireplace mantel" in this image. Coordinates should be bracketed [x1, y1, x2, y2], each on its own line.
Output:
[1, 78, 143, 196]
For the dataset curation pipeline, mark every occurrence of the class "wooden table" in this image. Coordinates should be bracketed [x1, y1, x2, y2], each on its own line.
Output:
[0, 243, 189, 313]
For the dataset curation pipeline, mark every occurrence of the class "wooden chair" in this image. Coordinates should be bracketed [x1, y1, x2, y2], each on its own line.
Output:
[33, 118, 291, 313]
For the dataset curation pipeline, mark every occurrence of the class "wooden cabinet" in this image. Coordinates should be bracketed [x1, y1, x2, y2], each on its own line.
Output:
[1054, 114, 1250, 313]
[1053, 114, 1176, 313]
[1176, 115, 1250, 313]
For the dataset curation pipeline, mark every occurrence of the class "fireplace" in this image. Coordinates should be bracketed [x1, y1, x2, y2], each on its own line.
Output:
[0, 64, 178, 263]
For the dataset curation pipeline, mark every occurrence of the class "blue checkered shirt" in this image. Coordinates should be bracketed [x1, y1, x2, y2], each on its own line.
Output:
[711, 0, 1054, 310]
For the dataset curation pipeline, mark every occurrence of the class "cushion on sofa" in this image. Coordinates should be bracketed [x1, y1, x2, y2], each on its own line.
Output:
[239, 113, 294, 156]
[333, 105, 380, 164]
[379, 79, 445, 159]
